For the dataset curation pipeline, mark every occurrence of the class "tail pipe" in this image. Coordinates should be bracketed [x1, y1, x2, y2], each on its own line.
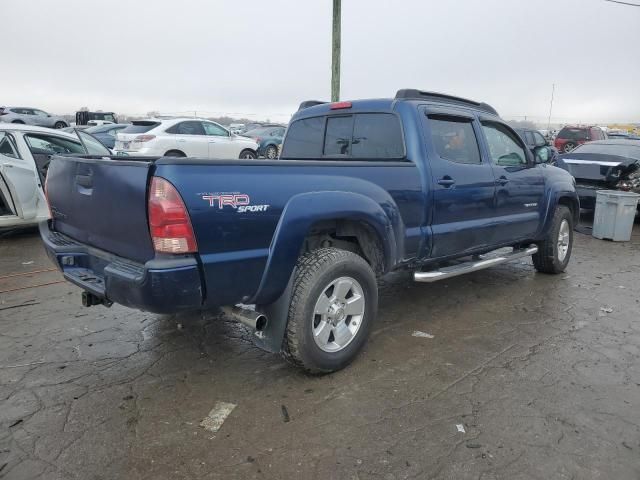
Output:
[222, 306, 268, 332]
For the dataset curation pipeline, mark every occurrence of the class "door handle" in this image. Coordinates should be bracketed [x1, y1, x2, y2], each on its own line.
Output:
[496, 176, 509, 186]
[437, 177, 455, 187]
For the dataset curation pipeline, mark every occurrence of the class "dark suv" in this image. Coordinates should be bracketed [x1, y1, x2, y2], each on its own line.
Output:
[554, 126, 606, 153]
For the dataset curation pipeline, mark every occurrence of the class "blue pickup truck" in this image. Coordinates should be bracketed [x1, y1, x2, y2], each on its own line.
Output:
[41, 89, 579, 373]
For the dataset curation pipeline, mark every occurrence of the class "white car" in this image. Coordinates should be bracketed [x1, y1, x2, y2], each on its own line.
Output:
[0, 124, 110, 230]
[113, 118, 259, 159]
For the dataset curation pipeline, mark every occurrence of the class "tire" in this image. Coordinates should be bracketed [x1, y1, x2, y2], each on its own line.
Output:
[563, 142, 576, 153]
[11, 120, 24, 124]
[282, 247, 378, 374]
[265, 145, 278, 159]
[54, 121, 66, 129]
[533, 205, 573, 274]
[164, 150, 186, 157]
[239, 149, 257, 159]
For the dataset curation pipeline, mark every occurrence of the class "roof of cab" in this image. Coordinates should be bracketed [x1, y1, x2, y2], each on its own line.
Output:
[294, 89, 499, 120]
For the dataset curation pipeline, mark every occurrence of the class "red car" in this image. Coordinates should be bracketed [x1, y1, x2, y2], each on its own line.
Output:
[554, 125, 606, 153]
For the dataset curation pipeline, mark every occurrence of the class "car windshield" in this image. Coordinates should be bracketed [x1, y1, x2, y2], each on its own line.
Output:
[572, 143, 640, 160]
[558, 128, 590, 141]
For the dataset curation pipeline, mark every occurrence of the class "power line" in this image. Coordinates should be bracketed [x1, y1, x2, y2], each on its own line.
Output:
[604, 0, 640, 6]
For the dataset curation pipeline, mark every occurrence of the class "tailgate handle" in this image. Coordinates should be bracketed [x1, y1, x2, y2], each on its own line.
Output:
[76, 174, 93, 188]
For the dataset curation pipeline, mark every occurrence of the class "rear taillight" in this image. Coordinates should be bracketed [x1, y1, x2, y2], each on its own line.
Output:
[134, 135, 156, 142]
[148, 177, 197, 254]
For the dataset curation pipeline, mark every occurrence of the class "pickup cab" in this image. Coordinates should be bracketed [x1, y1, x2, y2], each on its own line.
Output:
[41, 89, 579, 373]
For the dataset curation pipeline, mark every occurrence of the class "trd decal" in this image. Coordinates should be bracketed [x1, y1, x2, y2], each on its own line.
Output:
[201, 193, 269, 212]
[202, 194, 250, 208]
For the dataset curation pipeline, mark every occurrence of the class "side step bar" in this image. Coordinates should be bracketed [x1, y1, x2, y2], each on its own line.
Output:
[414, 246, 538, 283]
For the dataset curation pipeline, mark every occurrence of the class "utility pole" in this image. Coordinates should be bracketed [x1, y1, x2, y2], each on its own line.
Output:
[331, 0, 341, 102]
[547, 83, 555, 130]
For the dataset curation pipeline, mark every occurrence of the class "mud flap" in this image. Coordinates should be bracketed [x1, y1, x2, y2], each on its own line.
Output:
[253, 272, 294, 353]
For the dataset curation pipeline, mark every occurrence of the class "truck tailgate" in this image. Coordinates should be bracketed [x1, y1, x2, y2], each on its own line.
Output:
[46, 155, 155, 263]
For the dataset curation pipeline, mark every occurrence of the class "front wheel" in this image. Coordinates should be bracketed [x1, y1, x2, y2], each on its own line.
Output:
[563, 142, 576, 153]
[239, 149, 257, 159]
[533, 205, 573, 274]
[54, 121, 66, 129]
[282, 248, 378, 374]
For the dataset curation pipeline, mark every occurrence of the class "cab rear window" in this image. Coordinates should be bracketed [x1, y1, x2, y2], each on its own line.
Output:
[281, 113, 404, 160]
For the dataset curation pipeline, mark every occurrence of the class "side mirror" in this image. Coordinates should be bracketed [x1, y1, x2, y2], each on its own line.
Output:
[534, 146, 551, 164]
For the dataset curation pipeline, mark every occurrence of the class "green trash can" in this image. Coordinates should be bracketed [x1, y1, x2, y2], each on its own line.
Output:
[592, 190, 640, 241]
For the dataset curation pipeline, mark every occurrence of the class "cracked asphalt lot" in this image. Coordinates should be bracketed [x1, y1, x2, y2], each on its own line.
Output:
[1, 218, 639, 479]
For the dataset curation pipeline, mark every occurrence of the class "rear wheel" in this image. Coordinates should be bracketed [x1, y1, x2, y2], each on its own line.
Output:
[533, 205, 573, 274]
[239, 149, 257, 159]
[265, 145, 278, 159]
[54, 121, 66, 129]
[164, 150, 185, 157]
[282, 247, 378, 374]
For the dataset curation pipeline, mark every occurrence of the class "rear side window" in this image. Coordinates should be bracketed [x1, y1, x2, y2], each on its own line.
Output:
[280, 117, 325, 158]
[121, 122, 160, 134]
[428, 117, 481, 164]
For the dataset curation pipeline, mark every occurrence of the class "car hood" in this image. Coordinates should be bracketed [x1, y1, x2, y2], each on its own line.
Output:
[556, 153, 639, 183]
[235, 135, 257, 143]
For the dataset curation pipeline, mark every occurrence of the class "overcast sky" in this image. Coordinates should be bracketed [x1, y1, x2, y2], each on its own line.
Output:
[2, 0, 639, 124]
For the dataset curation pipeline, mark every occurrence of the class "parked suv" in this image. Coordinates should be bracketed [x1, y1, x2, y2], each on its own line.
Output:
[0, 107, 68, 129]
[113, 118, 259, 159]
[554, 126, 606, 153]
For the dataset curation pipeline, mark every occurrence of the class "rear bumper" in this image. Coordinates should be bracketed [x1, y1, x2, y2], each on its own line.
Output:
[40, 221, 203, 314]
